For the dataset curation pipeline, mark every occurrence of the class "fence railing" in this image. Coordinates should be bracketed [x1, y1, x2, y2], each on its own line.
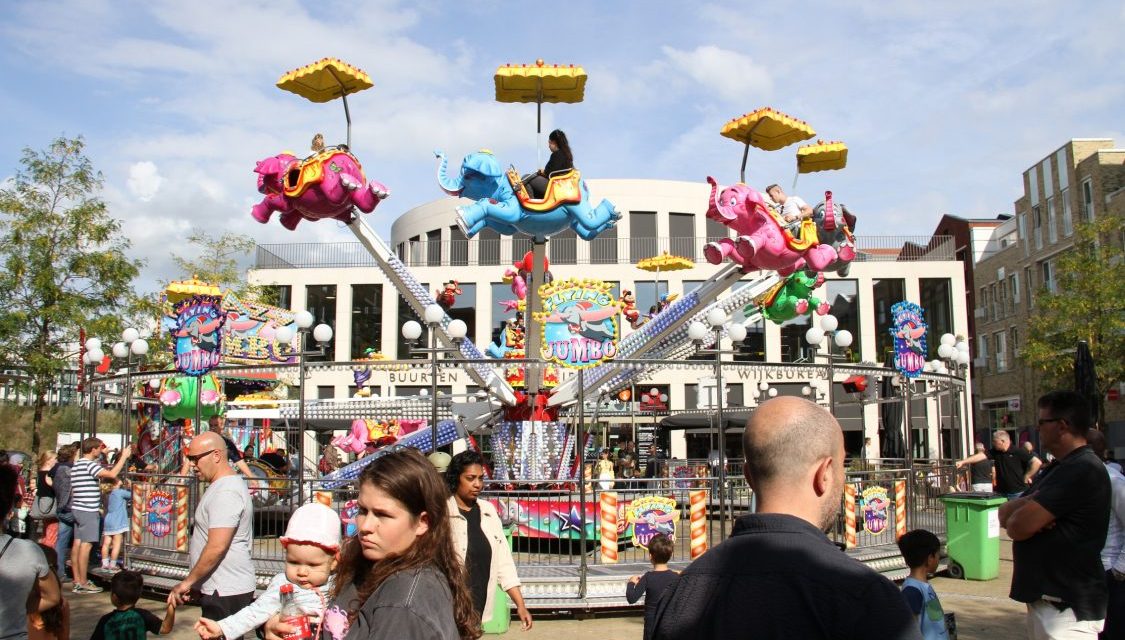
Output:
[254, 235, 956, 269]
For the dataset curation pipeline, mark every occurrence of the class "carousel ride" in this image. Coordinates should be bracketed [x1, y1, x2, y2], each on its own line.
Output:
[96, 57, 945, 602]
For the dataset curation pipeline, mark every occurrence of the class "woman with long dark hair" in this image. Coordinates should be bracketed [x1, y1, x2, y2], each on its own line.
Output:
[525, 129, 575, 199]
[265, 448, 479, 639]
[445, 451, 532, 630]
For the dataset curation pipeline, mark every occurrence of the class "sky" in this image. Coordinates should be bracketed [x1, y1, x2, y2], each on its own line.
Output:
[1, 0, 1123, 294]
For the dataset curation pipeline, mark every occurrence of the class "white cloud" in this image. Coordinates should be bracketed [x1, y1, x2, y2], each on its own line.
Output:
[661, 46, 773, 103]
[126, 161, 164, 201]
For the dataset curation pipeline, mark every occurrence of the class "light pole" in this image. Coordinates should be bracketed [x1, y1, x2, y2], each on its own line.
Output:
[803, 314, 854, 415]
[110, 328, 150, 451]
[688, 308, 748, 541]
[937, 334, 972, 458]
[401, 304, 468, 451]
[275, 311, 333, 504]
[82, 338, 106, 440]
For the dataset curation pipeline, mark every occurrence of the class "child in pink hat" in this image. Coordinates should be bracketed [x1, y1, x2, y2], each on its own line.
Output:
[195, 502, 340, 640]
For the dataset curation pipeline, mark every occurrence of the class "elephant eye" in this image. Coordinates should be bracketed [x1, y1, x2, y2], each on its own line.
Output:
[729, 197, 737, 206]
[330, 162, 341, 172]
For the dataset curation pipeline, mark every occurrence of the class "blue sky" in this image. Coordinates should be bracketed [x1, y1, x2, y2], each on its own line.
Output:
[2, 0, 1122, 292]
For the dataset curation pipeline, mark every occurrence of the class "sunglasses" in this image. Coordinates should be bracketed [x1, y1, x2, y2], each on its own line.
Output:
[185, 449, 218, 464]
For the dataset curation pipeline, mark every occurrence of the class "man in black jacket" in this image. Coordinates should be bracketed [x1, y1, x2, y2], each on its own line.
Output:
[650, 396, 919, 640]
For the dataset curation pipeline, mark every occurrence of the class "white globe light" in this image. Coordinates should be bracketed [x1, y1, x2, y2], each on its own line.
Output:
[148, 378, 161, 389]
[447, 319, 468, 340]
[937, 365, 949, 375]
[956, 351, 971, 365]
[294, 310, 315, 329]
[687, 322, 708, 341]
[767, 388, 778, 397]
[84, 337, 102, 351]
[86, 349, 104, 364]
[401, 321, 423, 341]
[706, 308, 727, 328]
[834, 330, 853, 348]
[801, 385, 812, 396]
[955, 341, 970, 353]
[759, 381, 770, 391]
[122, 327, 140, 343]
[130, 339, 149, 356]
[419, 388, 429, 396]
[659, 394, 668, 403]
[940, 333, 956, 347]
[650, 388, 659, 396]
[275, 325, 295, 344]
[805, 327, 825, 346]
[820, 315, 839, 332]
[112, 342, 129, 359]
[313, 324, 333, 344]
[727, 324, 747, 343]
[937, 344, 954, 359]
[424, 304, 445, 325]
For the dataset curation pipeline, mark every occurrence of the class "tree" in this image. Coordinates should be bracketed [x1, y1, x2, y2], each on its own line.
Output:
[169, 229, 261, 300]
[1022, 214, 1125, 423]
[0, 137, 143, 454]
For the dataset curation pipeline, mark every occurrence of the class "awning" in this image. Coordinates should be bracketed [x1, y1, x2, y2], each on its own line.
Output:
[660, 409, 754, 431]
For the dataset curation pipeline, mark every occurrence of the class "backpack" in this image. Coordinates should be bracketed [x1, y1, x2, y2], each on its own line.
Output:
[53, 465, 73, 513]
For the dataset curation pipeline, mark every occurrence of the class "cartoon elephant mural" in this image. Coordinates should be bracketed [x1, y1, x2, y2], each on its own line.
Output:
[435, 150, 619, 242]
[702, 176, 838, 275]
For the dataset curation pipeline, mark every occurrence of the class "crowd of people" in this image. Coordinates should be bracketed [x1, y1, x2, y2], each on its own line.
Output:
[1, 386, 1122, 639]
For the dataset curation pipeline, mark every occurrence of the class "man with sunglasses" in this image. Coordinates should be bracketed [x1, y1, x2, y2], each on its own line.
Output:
[1000, 390, 1110, 639]
[167, 431, 255, 625]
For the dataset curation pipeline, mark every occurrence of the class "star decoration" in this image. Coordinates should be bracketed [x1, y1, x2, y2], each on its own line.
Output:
[554, 506, 586, 535]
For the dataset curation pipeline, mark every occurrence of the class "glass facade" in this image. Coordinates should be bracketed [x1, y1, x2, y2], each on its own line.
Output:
[630, 211, 657, 261]
[396, 291, 426, 360]
[669, 212, 695, 261]
[919, 278, 952, 359]
[872, 278, 905, 363]
[350, 284, 382, 359]
[449, 226, 468, 266]
[824, 280, 860, 362]
[305, 285, 337, 361]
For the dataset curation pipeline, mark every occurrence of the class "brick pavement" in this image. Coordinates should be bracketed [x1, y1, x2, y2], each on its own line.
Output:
[64, 540, 1028, 640]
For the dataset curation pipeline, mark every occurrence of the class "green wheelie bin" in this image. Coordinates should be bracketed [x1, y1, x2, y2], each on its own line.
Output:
[939, 492, 1007, 580]
[482, 526, 515, 634]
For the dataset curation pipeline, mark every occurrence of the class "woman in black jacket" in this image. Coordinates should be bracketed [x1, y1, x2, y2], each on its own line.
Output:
[525, 129, 574, 199]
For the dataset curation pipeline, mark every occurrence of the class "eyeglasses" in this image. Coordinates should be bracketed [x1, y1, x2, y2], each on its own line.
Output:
[185, 449, 218, 464]
[1037, 417, 1063, 426]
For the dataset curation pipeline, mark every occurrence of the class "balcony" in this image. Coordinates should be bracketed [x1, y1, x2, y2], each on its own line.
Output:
[254, 235, 957, 269]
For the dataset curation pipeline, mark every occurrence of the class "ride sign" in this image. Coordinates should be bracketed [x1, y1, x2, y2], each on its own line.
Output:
[534, 279, 620, 369]
[890, 301, 927, 378]
[171, 295, 226, 376]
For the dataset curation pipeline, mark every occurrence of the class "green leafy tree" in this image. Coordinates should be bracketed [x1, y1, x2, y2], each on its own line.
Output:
[1022, 215, 1125, 422]
[169, 229, 260, 299]
[0, 137, 143, 453]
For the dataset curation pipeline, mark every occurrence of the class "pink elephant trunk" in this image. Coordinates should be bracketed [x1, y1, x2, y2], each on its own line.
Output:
[706, 177, 731, 221]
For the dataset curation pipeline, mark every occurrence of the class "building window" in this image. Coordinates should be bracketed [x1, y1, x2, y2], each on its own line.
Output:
[1033, 205, 1043, 250]
[426, 229, 442, 266]
[478, 228, 501, 266]
[979, 335, 990, 370]
[317, 386, 335, 400]
[635, 281, 669, 320]
[1010, 327, 1019, 361]
[1061, 188, 1073, 236]
[350, 284, 383, 359]
[1041, 260, 1056, 293]
[1018, 213, 1029, 257]
[669, 212, 696, 261]
[997, 281, 1007, 318]
[1009, 274, 1019, 309]
[409, 235, 422, 266]
[1056, 148, 1069, 189]
[1046, 197, 1058, 244]
[1028, 166, 1039, 206]
[446, 283, 477, 345]
[686, 383, 743, 409]
[396, 293, 425, 360]
[260, 285, 291, 309]
[1082, 178, 1094, 221]
[874, 279, 906, 361]
[489, 283, 518, 355]
[995, 331, 1007, 372]
[733, 315, 766, 363]
[305, 285, 337, 361]
[449, 226, 468, 267]
[825, 280, 861, 361]
[979, 286, 989, 321]
[630, 211, 658, 261]
[1024, 267, 1033, 307]
[1042, 157, 1054, 196]
[590, 225, 618, 264]
[780, 312, 815, 363]
[549, 228, 577, 265]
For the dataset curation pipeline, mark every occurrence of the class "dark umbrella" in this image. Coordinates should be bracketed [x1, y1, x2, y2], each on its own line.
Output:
[1074, 340, 1100, 424]
[879, 352, 905, 459]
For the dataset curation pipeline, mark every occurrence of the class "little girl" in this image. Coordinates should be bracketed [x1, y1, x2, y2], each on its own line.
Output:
[100, 477, 132, 571]
[195, 502, 340, 640]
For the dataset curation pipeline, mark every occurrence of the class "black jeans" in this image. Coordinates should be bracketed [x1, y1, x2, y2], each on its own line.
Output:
[201, 591, 254, 626]
[1103, 571, 1125, 639]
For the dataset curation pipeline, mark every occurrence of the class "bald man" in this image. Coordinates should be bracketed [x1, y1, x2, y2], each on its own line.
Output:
[650, 397, 918, 640]
[168, 432, 256, 623]
[957, 429, 1041, 499]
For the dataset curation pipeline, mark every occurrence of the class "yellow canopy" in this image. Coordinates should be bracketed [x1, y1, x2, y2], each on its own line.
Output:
[797, 140, 849, 173]
[495, 59, 587, 104]
[165, 275, 221, 304]
[277, 58, 373, 103]
[636, 252, 695, 272]
[721, 107, 816, 151]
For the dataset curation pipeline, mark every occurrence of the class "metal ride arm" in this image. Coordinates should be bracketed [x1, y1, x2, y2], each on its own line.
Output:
[547, 266, 780, 407]
[344, 215, 517, 405]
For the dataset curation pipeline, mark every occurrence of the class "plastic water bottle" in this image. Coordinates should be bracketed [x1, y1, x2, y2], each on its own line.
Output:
[279, 583, 312, 640]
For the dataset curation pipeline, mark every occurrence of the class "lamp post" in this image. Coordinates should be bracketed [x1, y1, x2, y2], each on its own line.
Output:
[275, 311, 333, 504]
[109, 328, 150, 451]
[803, 314, 854, 415]
[937, 334, 972, 458]
[82, 338, 106, 440]
[401, 304, 468, 451]
[688, 308, 748, 541]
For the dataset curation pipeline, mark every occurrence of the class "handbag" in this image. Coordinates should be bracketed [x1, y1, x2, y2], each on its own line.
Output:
[30, 494, 56, 520]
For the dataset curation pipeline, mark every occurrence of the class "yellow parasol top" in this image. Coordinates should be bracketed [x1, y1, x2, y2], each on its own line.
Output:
[797, 139, 848, 173]
[635, 252, 695, 272]
[721, 107, 816, 151]
[495, 59, 587, 104]
[277, 58, 373, 103]
[165, 275, 221, 304]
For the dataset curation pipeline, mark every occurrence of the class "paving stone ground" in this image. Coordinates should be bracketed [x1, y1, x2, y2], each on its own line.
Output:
[65, 539, 1027, 640]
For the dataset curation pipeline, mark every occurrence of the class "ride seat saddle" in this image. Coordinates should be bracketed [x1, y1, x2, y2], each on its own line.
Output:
[506, 167, 583, 212]
[284, 147, 360, 198]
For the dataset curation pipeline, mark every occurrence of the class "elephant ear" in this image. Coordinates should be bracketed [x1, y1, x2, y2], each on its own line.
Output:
[463, 151, 504, 179]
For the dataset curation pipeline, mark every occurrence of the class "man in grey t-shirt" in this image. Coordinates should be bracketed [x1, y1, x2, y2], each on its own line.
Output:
[168, 431, 255, 622]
